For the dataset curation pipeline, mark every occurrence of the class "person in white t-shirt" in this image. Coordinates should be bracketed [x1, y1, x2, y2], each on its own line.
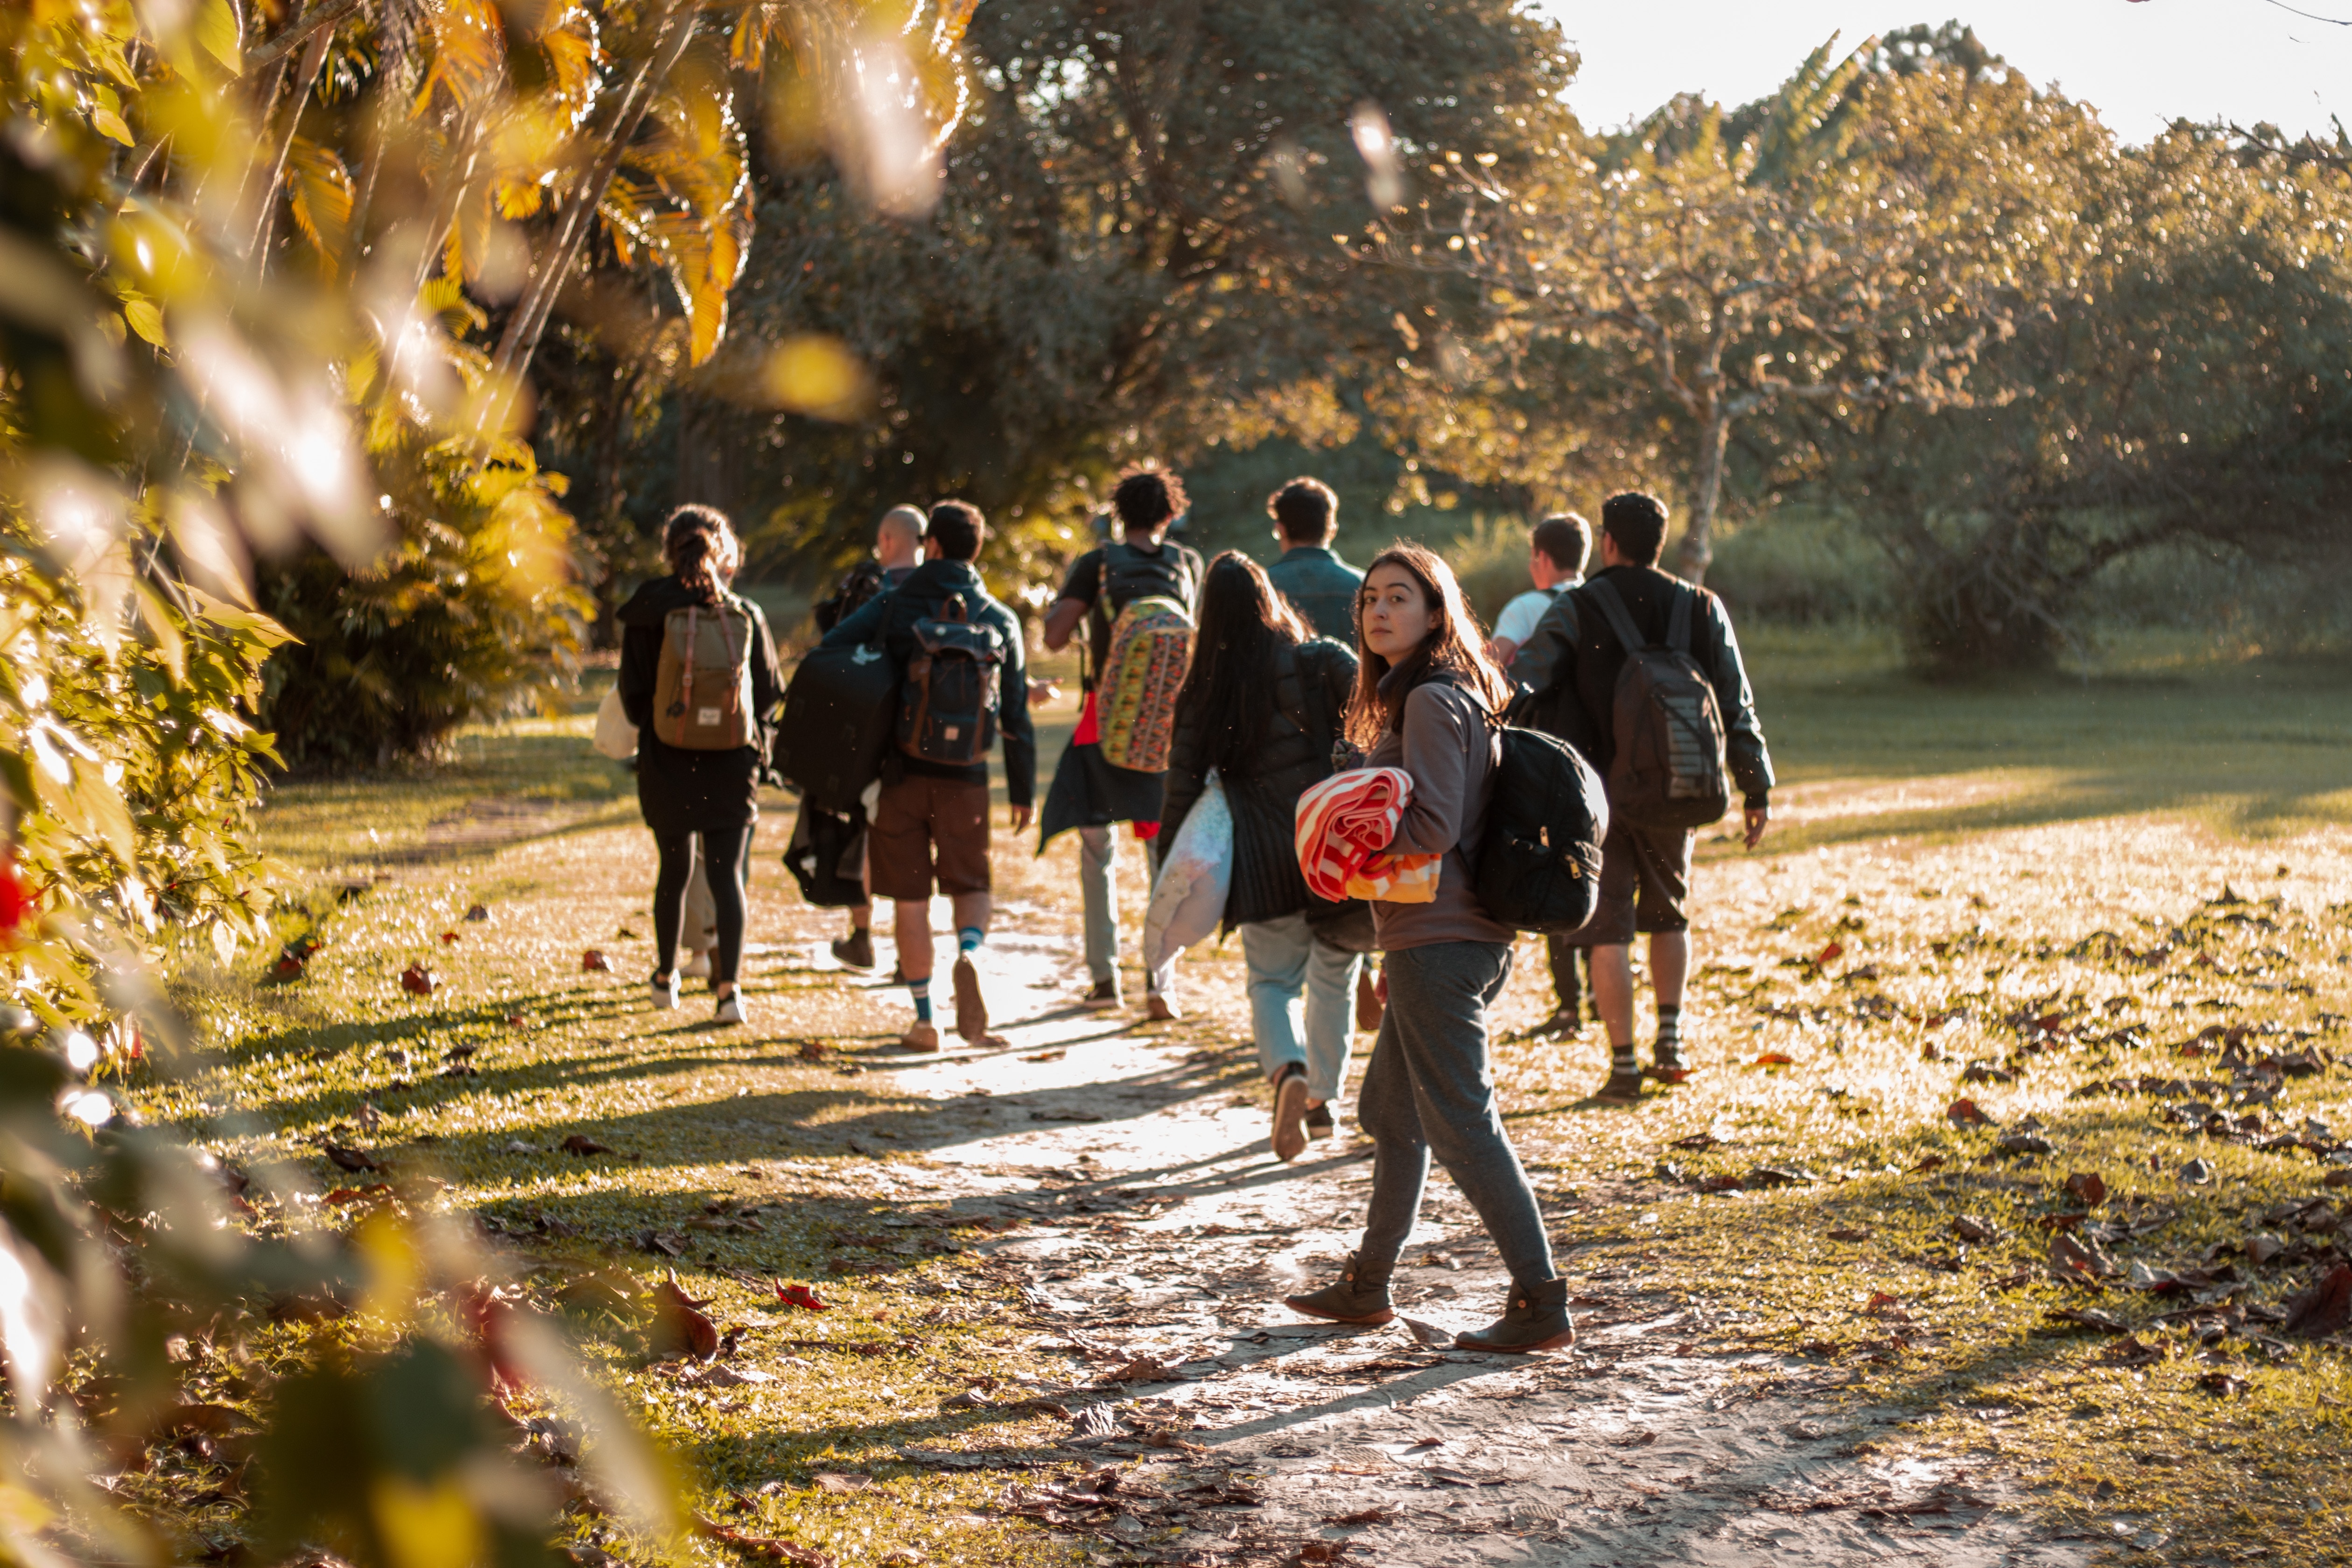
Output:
[1486, 512, 1594, 1036]
[1486, 513, 1590, 668]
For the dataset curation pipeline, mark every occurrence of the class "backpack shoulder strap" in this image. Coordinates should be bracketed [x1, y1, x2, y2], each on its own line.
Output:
[1581, 576, 1650, 654]
[1665, 584, 1697, 654]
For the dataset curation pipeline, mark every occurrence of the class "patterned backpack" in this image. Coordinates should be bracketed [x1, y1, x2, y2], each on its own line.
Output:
[1091, 542, 1196, 773]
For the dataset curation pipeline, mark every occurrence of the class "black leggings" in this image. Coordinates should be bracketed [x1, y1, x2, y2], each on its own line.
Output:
[653, 825, 753, 984]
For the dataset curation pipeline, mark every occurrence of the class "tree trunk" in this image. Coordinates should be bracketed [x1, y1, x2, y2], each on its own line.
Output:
[484, 0, 696, 427]
[1676, 402, 1730, 584]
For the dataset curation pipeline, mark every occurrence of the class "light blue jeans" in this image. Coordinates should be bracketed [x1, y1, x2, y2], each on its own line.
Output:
[1241, 913, 1362, 1103]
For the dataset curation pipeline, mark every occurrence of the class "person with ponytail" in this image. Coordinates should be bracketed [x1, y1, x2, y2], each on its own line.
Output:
[1282, 543, 1576, 1353]
[616, 505, 785, 1025]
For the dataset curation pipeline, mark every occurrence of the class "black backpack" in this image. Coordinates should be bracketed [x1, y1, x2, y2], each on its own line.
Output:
[784, 800, 866, 908]
[1580, 577, 1731, 831]
[776, 634, 900, 813]
[1473, 724, 1609, 935]
[896, 595, 1005, 766]
[1097, 540, 1197, 619]
[814, 559, 887, 634]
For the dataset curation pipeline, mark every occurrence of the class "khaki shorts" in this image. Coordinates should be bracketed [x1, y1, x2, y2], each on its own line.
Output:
[1580, 822, 1693, 945]
[868, 773, 992, 901]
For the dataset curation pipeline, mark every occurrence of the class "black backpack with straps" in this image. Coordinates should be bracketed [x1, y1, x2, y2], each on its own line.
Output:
[1578, 577, 1731, 832]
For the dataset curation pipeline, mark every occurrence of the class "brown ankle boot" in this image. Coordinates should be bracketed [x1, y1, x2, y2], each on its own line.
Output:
[1283, 1251, 1395, 1325]
[1456, 1277, 1576, 1353]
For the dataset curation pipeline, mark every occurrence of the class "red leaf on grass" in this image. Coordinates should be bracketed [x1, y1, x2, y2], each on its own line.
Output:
[775, 1282, 832, 1312]
[1752, 1052, 1797, 1067]
[2064, 1171, 2108, 1207]
[1866, 1292, 1900, 1311]
[1946, 1098, 1995, 1127]
[1815, 940, 1844, 965]
[1905, 1154, 1946, 1174]
[2281, 1265, 2352, 1340]
[581, 949, 611, 972]
[440, 931, 461, 945]
[400, 963, 436, 995]
[323, 1184, 393, 1205]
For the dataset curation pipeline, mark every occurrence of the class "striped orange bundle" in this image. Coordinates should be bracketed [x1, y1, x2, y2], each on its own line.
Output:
[1294, 767, 1442, 905]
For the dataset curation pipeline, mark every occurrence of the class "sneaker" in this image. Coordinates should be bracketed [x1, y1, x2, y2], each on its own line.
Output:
[952, 954, 991, 1043]
[1145, 991, 1179, 1021]
[680, 950, 712, 979]
[831, 929, 876, 970]
[1304, 1103, 1336, 1141]
[1078, 978, 1123, 1011]
[1355, 969, 1383, 1033]
[1456, 1278, 1576, 1353]
[649, 972, 679, 1011]
[1271, 1067, 1310, 1163]
[1594, 1067, 1644, 1105]
[899, 1020, 941, 1052]
[714, 991, 746, 1026]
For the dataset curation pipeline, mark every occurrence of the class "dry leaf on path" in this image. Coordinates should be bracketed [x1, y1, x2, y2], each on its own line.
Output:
[400, 963, 436, 995]
[582, 949, 611, 973]
[1946, 1098, 1995, 1127]
[2050, 1232, 2114, 1281]
[696, 1515, 832, 1567]
[1400, 1316, 1452, 1348]
[811, 1472, 870, 1494]
[562, 1134, 613, 1156]
[652, 1277, 719, 1360]
[2064, 1171, 2108, 1206]
[776, 1282, 832, 1312]
[323, 1142, 381, 1174]
[1826, 1227, 1872, 1242]
[464, 903, 490, 922]
[2043, 1307, 2127, 1333]
[1951, 1216, 1996, 1243]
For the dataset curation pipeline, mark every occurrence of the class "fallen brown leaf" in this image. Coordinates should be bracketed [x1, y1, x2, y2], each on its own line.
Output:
[562, 1134, 613, 1156]
[2281, 1264, 2352, 1340]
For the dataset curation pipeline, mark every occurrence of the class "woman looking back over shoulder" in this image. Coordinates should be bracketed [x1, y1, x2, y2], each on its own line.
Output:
[616, 506, 784, 1026]
[1283, 543, 1575, 1352]
[1161, 553, 1363, 1163]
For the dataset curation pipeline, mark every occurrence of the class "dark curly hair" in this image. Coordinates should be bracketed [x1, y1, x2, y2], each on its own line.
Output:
[663, 504, 738, 600]
[1110, 466, 1187, 531]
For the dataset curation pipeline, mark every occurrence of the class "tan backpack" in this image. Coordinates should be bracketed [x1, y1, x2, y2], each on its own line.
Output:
[653, 599, 755, 750]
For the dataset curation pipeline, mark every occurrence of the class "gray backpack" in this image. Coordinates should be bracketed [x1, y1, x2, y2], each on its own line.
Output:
[1579, 577, 1730, 831]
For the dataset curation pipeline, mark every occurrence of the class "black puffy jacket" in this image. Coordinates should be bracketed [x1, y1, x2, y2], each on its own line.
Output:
[1162, 637, 1358, 930]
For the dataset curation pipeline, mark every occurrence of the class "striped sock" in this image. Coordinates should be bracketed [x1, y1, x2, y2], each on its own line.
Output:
[909, 979, 932, 1024]
[1657, 1005, 1683, 1054]
[957, 926, 984, 954]
[1611, 1038, 1638, 1076]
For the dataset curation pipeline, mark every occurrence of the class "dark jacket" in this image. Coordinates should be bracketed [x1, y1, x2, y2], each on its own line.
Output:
[618, 577, 786, 834]
[1509, 564, 1774, 808]
[819, 558, 1035, 808]
[1162, 637, 1357, 930]
[1264, 545, 1363, 643]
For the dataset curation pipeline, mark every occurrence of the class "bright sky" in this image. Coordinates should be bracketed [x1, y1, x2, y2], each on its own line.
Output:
[1532, 0, 2352, 144]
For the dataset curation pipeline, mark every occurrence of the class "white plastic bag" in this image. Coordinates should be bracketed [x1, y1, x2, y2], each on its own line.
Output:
[592, 685, 637, 760]
[1144, 770, 1233, 991]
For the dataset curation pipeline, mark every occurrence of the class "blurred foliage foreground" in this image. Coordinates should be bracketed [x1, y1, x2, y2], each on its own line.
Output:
[0, 0, 996, 1560]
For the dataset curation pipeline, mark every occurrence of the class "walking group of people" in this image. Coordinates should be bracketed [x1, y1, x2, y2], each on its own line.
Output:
[611, 471, 1774, 1353]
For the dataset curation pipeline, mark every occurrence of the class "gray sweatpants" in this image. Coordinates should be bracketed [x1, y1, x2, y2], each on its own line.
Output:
[1355, 941, 1557, 1286]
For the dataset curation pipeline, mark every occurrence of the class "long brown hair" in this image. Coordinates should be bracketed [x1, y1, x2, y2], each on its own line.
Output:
[664, 504, 739, 600]
[1172, 552, 1309, 775]
[1344, 542, 1508, 747]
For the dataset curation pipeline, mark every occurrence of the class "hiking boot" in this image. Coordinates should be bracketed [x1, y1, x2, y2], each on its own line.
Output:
[952, 954, 991, 1043]
[1305, 1103, 1336, 1141]
[649, 972, 679, 1011]
[681, 949, 712, 979]
[899, 1020, 941, 1052]
[713, 991, 747, 1026]
[1355, 969, 1383, 1033]
[1145, 990, 1179, 1021]
[831, 928, 876, 970]
[1456, 1278, 1576, 1353]
[1271, 1066, 1310, 1163]
[1647, 1041, 1690, 1084]
[1594, 1067, 1644, 1105]
[1078, 977, 1123, 1011]
[1283, 1251, 1395, 1326]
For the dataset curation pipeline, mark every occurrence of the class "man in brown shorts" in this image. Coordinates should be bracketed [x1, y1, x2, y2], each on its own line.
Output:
[818, 501, 1034, 1050]
[1507, 491, 1775, 1103]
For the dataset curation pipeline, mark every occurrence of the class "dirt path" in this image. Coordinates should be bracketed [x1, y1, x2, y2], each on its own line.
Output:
[787, 903, 2093, 1568]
